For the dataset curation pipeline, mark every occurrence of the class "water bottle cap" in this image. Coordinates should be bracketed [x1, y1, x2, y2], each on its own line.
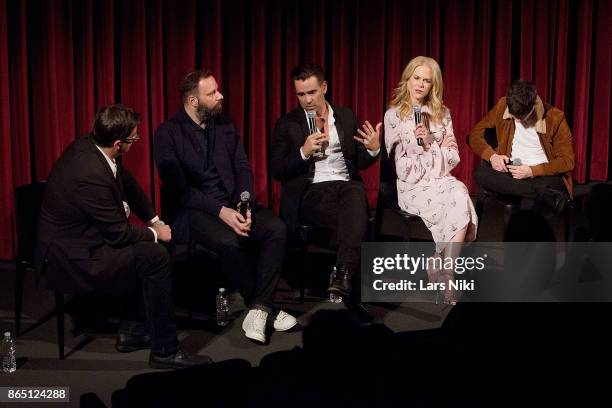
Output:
[4, 332, 10, 337]
[219, 288, 226, 293]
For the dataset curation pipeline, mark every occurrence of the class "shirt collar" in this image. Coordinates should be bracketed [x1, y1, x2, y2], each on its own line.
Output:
[177, 108, 208, 131]
[302, 102, 334, 122]
[502, 95, 547, 134]
[94, 143, 117, 178]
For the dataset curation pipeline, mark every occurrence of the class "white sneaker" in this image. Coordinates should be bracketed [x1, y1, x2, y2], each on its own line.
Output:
[242, 309, 268, 343]
[273, 310, 298, 331]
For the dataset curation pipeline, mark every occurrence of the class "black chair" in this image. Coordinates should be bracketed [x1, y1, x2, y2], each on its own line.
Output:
[42, 247, 90, 360]
[159, 184, 227, 317]
[374, 132, 431, 242]
[17, 181, 136, 359]
[14, 181, 46, 337]
[467, 129, 572, 241]
[15, 182, 72, 359]
[168, 240, 224, 318]
[289, 211, 377, 304]
[289, 222, 336, 303]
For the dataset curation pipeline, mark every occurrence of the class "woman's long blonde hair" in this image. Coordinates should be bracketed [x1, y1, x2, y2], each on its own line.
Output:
[388, 56, 446, 124]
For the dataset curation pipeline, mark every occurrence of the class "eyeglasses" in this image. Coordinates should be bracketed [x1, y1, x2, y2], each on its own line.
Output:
[121, 134, 141, 144]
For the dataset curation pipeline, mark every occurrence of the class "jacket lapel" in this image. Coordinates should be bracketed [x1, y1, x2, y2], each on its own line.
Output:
[86, 136, 125, 209]
[115, 160, 126, 199]
[332, 106, 347, 154]
[293, 109, 311, 143]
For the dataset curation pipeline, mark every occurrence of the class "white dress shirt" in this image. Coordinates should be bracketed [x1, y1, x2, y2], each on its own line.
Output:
[300, 103, 379, 183]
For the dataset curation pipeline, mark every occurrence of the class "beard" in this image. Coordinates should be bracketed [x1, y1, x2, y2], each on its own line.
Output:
[196, 101, 222, 123]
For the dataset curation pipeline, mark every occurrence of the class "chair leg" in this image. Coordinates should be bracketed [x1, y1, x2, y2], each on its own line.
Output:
[298, 247, 306, 304]
[291, 241, 309, 305]
[55, 291, 65, 360]
[503, 204, 514, 228]
[474, 193, 487, 240]
[299, 282, 305, 304]
[401, 218, 412, 242]
[564, 204, 572, 242]
[15, 263, 26, 337]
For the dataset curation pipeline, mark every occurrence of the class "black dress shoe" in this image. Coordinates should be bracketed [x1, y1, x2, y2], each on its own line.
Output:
[328, 266, 352, 296]
[537, 188, 570, 215]
[115, 332, 152, 353]
[149, 349, 213, 369]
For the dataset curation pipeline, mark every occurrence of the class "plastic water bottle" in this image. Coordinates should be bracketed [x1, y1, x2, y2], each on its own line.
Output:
[216, 288, 230, 326]
[1, 332, 16, 373]
[329, 267, 343, 304]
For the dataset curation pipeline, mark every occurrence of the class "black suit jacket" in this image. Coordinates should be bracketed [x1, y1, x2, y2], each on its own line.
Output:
[154, 109, 254, 244]
[270, 105, 379, 231]
[36, 136, 156, 292]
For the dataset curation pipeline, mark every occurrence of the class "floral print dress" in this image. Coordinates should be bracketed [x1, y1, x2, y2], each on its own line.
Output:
[384, 105, 477, 252]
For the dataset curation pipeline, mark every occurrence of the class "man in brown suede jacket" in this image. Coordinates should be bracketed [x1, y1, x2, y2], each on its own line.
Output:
[468, 80, 574, 214]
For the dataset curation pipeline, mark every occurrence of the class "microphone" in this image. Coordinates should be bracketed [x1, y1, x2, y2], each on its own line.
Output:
[306, 110, 325, 157]
[306, 110, 317, 135]
[414, 105, 423, 146]
[238, 191, 250, 220]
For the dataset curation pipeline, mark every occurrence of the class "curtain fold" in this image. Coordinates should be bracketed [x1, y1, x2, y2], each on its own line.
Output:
[148, 0, 165, 212]
[120, 0, 152, 202]
[1, 0, 610, 259]
[1, 0, 13, 256]
[589, 0, 611, 180]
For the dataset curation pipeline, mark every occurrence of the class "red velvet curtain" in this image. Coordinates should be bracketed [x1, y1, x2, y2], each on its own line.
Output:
[1, 0, 610, 259]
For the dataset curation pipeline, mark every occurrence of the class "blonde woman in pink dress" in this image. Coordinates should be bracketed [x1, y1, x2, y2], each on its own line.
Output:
[384, 56, 478, 304]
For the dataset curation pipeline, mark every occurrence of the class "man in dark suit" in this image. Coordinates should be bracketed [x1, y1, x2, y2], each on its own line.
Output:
[270, 64, 381, 323]
[154, 70, 297, 344]
[36, 105, 212, 369]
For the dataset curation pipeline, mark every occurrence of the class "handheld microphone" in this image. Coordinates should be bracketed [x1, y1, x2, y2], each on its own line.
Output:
[306, 110, 326, 157]
[238, 191, 250, 220]
[306, 111, 317, 135]
[414, 105, 423, 146]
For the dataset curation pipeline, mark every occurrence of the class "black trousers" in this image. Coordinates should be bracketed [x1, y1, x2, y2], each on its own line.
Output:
[126, 242, 179, 356]
[189, 207, 286, 313]
[50, 240, 179, 356]
[300, 180, 369, 276]
[474, 163, 566, 206]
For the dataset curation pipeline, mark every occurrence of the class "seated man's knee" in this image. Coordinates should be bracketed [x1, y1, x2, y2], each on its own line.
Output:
[344, 182, 368, 205]
[268, 217, 287, 241]
[214, 234, 243, 255]
[137, 242, 169, 262]
[133, 242, 171, 276]
[474, 164, 488, 185]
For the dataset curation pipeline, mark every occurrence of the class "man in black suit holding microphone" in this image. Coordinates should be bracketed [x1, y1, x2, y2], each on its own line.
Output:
[270, 64, 381, 324]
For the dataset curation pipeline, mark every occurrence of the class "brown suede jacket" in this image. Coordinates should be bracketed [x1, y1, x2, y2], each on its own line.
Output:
[468, 96, 575, 195]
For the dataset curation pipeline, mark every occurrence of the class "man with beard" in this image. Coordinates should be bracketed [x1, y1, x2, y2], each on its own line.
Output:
[154, 70, 296, 344]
